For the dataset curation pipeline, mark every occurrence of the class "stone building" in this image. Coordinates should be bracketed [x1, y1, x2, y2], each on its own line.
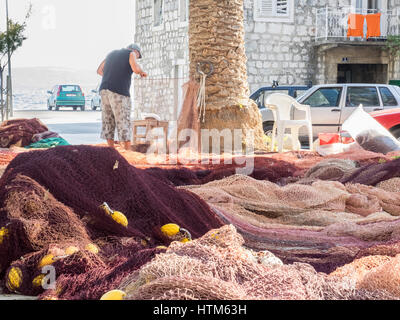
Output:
[134, 0, 400, 121]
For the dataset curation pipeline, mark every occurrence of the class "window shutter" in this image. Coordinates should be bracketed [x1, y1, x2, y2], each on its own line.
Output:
[276, 0, 288, 15]
[255, 0, 273, 19]
[260, 0, 273, 16]
[256, 0, 289, 18]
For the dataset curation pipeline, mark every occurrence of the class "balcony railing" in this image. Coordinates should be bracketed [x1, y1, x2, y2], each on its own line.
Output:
[315, 7, 400, 42]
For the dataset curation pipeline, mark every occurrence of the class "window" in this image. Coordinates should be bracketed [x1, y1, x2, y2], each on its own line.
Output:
[153, 0, 164, 30]
[346, 87, 380, 107]
[293, 89, 308, 99]
[379, 87, 398, 106]
[179, 0, 189, 26]
[303, 88, 342, 108]
[61, 85, 81, 92]
[254, 0, 294, 22]
[368, 0, 378, 10]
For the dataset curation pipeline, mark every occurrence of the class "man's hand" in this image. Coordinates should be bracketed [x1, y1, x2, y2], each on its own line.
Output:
[139, 71, 148, 78]
[97, 59, 106, 76]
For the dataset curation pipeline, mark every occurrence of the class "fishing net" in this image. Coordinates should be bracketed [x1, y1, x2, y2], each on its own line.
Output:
[181, 174, 399, 221]
[145, 157, 300, 187]
[0, 118, 48, 148]
[329, 254, 400, 298]
[119, 225, 396, 300]
[303, 159, 359, 181]
[376, 178, 400, 192]
[345, 183, 400, 216]
[25, 138, 70, 149]
[31, 131, 60, 143]
[355, 241, 400, 259]
[176, 81, 200, 151]
[341, 158, 400, 186]
[181, 174, 400, 272]
[356, 255, 400, 298]
[0, 145, 225, 298]
[0, 150, 19, 166]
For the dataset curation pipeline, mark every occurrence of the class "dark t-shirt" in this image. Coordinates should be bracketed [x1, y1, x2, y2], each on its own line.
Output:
[99, 48, 133, 97]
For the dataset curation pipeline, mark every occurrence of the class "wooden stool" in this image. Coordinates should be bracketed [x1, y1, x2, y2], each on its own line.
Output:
[132, 119, 169, 152]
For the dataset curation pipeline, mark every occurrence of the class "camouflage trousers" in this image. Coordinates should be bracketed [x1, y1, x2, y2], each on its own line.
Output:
[100, 89, 132, 142]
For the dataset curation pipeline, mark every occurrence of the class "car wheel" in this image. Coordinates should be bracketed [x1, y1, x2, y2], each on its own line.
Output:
[391, 127, 400, 141]
[73, 107, 77, 111]
[55, 105, 60, 111]
[80, 105, 85, 111]
[91, 101, 97, 111]
[47, 102, 52, 111]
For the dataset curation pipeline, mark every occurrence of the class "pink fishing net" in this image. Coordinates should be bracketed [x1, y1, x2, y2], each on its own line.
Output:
[119, 225, 397, 300]
[330, 254, 400, 298]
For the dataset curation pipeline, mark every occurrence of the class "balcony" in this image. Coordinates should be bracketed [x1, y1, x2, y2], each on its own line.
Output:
[315, 7, 400, 44]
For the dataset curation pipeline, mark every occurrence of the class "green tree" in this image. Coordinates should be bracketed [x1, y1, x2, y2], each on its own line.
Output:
[0, 3, 32, 119]
[385, 35, 400, 57]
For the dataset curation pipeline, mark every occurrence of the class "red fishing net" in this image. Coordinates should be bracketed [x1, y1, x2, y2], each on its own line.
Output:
[341, 158, 400, 186]
[0, 118, 48, 148]
[145, 157, 300, 186]
[0, 145, 224, 298]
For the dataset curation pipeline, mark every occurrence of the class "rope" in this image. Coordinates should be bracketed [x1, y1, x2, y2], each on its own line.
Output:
[197, 70, 207, 123]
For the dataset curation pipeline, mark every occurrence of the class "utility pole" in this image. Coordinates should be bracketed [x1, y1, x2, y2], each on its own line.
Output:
[6, 0, 13, 118]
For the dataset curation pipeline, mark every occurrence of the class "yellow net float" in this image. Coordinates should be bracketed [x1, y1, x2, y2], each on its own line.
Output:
[100, 290, 126, 300]
[38, 254, 56, 269]
[7, 267, 23, 292]
[160, 224, 192, 243]
[85, 243, 99, 254]
[161, 224, 180, 237]
[32, 274, 46, 288]
[100, 202, 128, 227]
[0, 227, 8, 244]
[65, 246, 80, 255]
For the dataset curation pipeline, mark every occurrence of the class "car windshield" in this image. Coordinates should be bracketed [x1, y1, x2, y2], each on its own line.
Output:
[61, 85, 81, 92]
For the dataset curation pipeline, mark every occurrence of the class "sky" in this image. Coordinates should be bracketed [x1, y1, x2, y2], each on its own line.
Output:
[1, 0, 135, 71]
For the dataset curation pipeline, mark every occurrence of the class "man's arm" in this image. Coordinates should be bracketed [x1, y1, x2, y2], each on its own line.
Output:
[129, 52, 147, 78]
[97, 59, 106, 76]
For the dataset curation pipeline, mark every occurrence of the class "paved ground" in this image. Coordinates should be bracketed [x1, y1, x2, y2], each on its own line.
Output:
[0, 294, 37, 300]
[12, 110, 103, 145]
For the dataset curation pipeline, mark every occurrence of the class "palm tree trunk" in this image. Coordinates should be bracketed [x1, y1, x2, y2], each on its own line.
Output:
[189, 0, 266, 152]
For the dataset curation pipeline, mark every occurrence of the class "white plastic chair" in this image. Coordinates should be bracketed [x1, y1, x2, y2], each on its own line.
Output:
[264, 93, 313, 153]
[141, 113, 161, 121]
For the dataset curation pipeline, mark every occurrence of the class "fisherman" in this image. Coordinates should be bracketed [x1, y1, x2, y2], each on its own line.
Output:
[97, 44, 147, 151]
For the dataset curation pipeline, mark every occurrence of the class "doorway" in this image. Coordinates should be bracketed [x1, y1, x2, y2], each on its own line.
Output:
[337, 64, 388, 83]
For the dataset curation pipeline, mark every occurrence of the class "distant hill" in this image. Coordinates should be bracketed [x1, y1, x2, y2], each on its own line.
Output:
[11, 67, 100, 90]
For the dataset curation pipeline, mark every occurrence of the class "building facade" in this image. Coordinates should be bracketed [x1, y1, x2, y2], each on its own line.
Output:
[134, 0, 400, 121]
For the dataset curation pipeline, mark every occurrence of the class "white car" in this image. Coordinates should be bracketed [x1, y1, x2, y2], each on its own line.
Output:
[259, 83, 400, 142]
[90, 85, 101, 111]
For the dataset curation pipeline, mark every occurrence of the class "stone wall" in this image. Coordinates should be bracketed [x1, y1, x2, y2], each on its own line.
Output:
[134, 0, 189, 121]
[134, 0, 400, 116]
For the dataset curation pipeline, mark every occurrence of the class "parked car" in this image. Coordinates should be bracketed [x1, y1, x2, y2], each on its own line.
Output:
[250, 85, 312, 110]
[90, 85, 102, 111]
[47, 85, 85, 111]
[371, 108, 400, 140]
[258, 83, 400, 141]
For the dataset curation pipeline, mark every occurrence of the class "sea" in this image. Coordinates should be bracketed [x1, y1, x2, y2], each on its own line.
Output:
[11, 87, 98, 111]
